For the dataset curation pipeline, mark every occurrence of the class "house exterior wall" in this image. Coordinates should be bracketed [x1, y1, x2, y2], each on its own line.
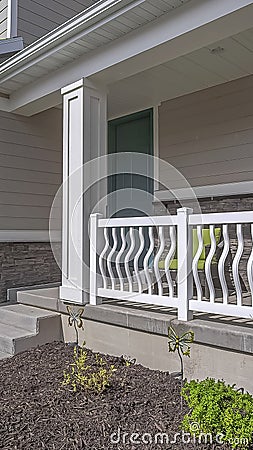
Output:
[17, 0, 98, 46]
[0, 107, 62, 230]
[159, 74, 253, 189]
[0, 107, 62, 302]
[157, 76, 253, 296]
[0, 0, 8, 39]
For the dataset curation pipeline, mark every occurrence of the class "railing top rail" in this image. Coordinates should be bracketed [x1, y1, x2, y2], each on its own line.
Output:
[189, 210, 253, 225]
[98, 215, 178, 228]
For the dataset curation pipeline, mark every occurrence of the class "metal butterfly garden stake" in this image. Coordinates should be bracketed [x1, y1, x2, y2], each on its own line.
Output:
[168, 321, 194, 409]
[168, 321, 194, 380]
[66, 305, 85, 347]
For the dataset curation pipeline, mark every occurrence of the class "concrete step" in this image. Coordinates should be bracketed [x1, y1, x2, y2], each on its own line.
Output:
[0, 350, 11, 360]
[0, 304, 48, 332]
[17, 287, 62, 312]
[0, 304, 63, 356]
[0, 322, 33, 354]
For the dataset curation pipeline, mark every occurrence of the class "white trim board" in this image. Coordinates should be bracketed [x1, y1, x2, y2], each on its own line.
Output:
[154, 181, 253, 202]
[153, 105, 160, 193]
[0, 37, 23, 56]
[0, 230, 61, 242]
[7, 0, 18, 39]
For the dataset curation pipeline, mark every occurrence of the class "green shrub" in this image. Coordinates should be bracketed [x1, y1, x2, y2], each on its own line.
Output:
[181, 378, 253, 449]
[62, 345, 117, 393]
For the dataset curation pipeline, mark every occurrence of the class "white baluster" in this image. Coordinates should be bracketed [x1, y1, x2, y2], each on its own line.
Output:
[177, 207, 193, 321]
[164, 226, 176, 298]
[205, 225, 216, 302]
[125, 227, 135, 292]
[247, 224, 253, 304]
[192, 225, 203, 301]
[154, 226, 165, 296]
[107, 227, 118, 290]
[232, 224, 244, 306]
[218, 224, 230, 304]
[143, 227, 155, 295]
[99, 227, 109, 289]
[115, 227, 126, 291]
[90, 213, 103, 305]
[134, 227, 145, 293]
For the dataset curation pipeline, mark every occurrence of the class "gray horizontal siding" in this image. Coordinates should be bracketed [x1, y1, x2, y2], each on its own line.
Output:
[0, 108, 62, 230]
[18, 0, 98, 46]
[159, 74, 253, 189]
[0, 0, 8, 39]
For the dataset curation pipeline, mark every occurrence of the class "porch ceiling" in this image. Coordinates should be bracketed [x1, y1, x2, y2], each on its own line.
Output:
[0, 0, 253, 116]
[0, 0, 192, 95]
[106, 27, 253, 118]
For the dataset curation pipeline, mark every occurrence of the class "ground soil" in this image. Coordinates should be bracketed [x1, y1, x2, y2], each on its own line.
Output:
[0, 342, 250, 449]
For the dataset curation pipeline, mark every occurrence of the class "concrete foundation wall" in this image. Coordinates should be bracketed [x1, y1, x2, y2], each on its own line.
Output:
[62, 315, 253, 394]
[17, 287, 253, 393]
[0, 242, 61, 302]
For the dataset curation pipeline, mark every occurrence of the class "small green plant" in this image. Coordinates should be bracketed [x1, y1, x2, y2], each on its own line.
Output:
[62, 345, 117, 393]
[181, 378, 253, 449]
[168, 321, 194, 380]
[122, 355, 136, 367]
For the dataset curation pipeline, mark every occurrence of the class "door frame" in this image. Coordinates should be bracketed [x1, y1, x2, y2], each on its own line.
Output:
[108, 107, 154, 155]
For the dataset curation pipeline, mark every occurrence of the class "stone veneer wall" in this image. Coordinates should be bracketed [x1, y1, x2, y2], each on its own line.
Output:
[0, 242, 61, 303]
[154, 195, 253, 216]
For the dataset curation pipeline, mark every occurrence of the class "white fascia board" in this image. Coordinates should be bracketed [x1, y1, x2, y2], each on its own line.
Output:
[0, 37, 23, 55]
[2, 0, 252, 81]
[7, 0, 253, 115]
[0, 0, 147, 82]
[155, 181, 253, 202]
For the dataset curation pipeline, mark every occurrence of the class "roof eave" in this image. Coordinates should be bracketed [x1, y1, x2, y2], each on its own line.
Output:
[0, 0, 146, 82]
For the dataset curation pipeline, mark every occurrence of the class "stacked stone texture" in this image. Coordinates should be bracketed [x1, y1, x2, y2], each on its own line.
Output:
[0, 243, 61, 303]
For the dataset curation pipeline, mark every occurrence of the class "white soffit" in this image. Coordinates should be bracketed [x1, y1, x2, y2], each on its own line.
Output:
[0, 0, 253, 115]
[0, 0, 192, 94]
[107, 27, 253, 118]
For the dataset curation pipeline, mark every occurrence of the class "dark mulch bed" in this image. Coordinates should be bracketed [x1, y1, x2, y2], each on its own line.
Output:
[0, 342, 246, 450]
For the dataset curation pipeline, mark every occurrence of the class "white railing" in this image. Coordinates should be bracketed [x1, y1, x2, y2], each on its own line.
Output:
[189, 210, 253, 319]
[90, 208, 253, 321]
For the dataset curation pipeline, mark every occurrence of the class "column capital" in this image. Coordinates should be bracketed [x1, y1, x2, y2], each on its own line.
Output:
[61, 79, 84, 95]
[61, 78, 108, 96]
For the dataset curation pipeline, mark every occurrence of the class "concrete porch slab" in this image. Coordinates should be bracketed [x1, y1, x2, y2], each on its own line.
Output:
[17, 288, 253, 355]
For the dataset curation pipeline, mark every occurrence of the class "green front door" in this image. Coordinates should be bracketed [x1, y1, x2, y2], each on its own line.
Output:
[108, 109, 154, 218]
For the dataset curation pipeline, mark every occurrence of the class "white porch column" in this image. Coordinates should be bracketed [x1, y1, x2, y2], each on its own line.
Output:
[60, 79, 107, 304]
